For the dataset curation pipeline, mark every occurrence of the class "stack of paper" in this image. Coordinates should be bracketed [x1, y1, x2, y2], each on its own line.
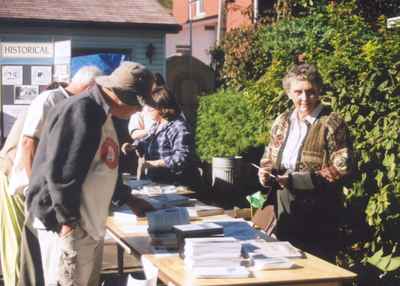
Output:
[147, 207, 190, 249]
[128, 180, 181, 196]
[183, 237, 249, 278]
[184, 237, 242, 259]
[173, 223, 224, 257]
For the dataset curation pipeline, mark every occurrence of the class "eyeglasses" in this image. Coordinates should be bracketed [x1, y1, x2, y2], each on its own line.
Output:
[291, 90, 318, 98]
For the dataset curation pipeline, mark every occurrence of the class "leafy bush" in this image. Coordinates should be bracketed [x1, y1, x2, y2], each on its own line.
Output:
[216, 25, 270, 90]
[198, 2, 400, 284]
[195, 89, 267, 162]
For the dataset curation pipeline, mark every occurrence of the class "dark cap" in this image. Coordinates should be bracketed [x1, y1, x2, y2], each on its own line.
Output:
[95, 61, 154, 106]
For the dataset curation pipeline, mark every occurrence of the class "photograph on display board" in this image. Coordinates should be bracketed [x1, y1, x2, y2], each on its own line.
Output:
[2, 65, 23, 85]
[31, 66, 52, 85]
[14, 85, 39, 104]
[54, 64, 69, 82]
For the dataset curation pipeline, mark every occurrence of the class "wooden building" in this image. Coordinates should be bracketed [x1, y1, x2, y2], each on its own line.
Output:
[0, 0, 180, 138]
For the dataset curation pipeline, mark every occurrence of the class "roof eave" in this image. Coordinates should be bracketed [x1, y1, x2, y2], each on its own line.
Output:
[0, 18, 182, 33]
[184, 14, 218, 24]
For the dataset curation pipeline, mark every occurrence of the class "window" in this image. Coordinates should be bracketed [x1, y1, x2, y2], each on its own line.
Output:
[195, 0, 205, 18]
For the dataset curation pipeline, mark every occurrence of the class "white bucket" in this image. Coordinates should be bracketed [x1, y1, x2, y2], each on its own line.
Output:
[212, 156, 242, 189]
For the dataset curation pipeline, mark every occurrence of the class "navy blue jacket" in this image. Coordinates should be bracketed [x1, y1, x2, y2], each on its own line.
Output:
[27, 85, 129, 232]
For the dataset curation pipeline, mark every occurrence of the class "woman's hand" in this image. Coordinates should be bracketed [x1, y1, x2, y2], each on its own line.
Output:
[143, 159, 166, 169]
[258, 159, 273, 186]
[317, 166, 341, 182]
[121, 142, 137, 155]
[276, 175, 289, 188]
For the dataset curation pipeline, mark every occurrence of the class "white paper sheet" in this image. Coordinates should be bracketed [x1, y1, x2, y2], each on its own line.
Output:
[2, 105, 27, 136]
[118, 224, 148, 234]
[126, 256, 158, 286]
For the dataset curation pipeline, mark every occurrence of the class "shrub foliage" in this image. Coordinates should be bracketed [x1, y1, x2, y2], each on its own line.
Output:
[196, 90, 267, 162]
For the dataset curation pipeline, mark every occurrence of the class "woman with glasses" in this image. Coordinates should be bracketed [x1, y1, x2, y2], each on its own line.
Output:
[258, 63, 355, 262]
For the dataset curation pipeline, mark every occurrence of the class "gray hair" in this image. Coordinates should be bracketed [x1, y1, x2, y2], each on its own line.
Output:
[282, 64, 323, 93]
[71, 66, 103, 86]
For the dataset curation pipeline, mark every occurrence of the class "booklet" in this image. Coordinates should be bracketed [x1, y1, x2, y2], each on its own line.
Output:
[193, 266, 250, 279]
[173, 222, 224, 236]
[249, 253, 295, 270]
[141, 194, 193, 210]
[245, 240, 305, 258]
[185, 204, 224, 217]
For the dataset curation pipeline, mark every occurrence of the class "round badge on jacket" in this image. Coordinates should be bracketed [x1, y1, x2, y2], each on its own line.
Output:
[100, 137, 119, 169]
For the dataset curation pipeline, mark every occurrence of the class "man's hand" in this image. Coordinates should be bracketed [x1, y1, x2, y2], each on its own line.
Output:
[126, 195, 155, 217]
[59, 224, 75, 238]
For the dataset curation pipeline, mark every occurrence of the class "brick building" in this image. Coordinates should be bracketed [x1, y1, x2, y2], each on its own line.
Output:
[166, 0, 269, 65]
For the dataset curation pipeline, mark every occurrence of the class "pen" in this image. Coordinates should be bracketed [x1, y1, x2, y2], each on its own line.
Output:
[251, 163, 276, 178]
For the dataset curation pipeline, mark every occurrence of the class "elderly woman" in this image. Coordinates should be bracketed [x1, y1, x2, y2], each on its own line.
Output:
[135, 86, 201, 189]
[258, 64, 354, 261]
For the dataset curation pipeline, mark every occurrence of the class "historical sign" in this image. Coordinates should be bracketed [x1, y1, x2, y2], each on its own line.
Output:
[1, 42, 54, 58]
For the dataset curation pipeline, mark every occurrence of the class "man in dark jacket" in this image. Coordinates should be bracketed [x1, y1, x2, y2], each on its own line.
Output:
[26, 61, 154, 286]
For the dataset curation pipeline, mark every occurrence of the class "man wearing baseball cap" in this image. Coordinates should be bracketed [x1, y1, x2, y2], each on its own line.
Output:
[26, 61, 155, 285]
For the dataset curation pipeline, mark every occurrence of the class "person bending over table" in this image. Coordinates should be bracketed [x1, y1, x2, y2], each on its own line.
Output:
[26, 62, 155, 286]
[258, 63, 355, 262]
[131, 86, 202, 191]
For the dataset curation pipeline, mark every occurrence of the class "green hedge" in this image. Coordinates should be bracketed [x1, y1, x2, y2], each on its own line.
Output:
[196, 89, 267, 162]
[197, 2, 400, 284]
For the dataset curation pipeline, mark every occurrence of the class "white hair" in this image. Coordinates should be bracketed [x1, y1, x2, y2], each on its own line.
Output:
[71, 66, 103, 86]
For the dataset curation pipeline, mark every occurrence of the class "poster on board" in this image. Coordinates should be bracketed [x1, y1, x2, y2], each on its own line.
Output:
[53, 64, 69, 82]
[31, 66, 52, 85]
[14, 85, 39, 104]
[2, 66, 23, 85]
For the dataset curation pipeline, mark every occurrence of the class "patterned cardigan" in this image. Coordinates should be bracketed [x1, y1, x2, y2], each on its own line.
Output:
[260, 105, 354, 191]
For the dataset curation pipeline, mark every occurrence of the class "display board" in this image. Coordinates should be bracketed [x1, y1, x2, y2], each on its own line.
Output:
[0, 40, 71, 141]
[1, 65, 52, 137]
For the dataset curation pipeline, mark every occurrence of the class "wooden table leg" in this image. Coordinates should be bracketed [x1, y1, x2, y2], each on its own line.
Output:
[117, 244, 124, 275]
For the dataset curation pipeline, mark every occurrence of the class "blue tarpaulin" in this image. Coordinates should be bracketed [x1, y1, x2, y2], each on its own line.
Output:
[71, 53, 126, 76]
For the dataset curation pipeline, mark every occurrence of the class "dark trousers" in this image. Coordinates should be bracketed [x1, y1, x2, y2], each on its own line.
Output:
[276, 187, 342, 263]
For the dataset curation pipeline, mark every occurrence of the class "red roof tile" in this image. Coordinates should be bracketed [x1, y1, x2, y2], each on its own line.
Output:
[0, 0, 179, 28]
